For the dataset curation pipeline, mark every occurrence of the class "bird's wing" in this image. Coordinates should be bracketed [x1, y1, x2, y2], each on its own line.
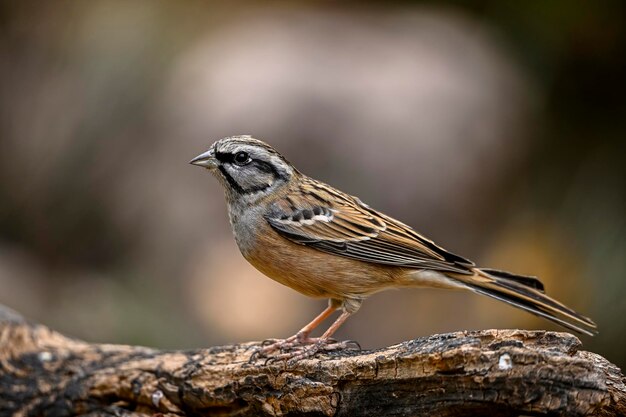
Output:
[265, 179, 474, 274]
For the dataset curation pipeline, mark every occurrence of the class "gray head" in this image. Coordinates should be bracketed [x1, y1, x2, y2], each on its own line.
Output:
[190, 135, 295, 201]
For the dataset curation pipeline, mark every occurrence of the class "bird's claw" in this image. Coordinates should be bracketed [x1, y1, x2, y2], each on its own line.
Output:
[247, 349, 263, 364]
[260, 338, 282, 347]
[343, 339, 362, 351]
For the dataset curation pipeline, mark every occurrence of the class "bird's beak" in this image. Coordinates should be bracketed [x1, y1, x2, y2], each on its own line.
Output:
[190, 149, 218, 169]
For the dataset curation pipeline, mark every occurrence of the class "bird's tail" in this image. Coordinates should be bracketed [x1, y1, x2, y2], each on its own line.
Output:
[449, 268, 598, 336]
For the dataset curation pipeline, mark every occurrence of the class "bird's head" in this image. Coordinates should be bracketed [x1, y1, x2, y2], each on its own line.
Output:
[191, 135, 295, 202]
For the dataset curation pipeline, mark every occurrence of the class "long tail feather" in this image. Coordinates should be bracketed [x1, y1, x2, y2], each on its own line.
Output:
[450, 268, 598, 336]
[478, 268, 545, 292]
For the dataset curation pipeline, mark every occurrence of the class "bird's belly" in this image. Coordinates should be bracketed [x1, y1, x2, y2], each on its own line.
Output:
[239, 224, 397, 300]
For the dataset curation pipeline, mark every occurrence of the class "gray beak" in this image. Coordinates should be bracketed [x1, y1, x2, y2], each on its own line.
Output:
[190, 149, 218, 169]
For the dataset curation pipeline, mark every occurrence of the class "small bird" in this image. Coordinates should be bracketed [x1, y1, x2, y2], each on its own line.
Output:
[191, 135, 597, 359]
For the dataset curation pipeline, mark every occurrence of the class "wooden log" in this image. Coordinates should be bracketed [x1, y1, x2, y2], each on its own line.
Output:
[0, 305, 624, 416]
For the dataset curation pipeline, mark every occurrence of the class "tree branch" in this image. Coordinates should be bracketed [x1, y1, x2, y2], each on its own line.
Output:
[0, 304, 623, 416]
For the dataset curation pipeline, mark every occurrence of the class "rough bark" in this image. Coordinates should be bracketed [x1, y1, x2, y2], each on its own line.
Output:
[0, 305, 624, 417]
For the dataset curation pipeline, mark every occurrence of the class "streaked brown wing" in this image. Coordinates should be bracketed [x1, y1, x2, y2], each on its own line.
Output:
[265, 178, 474, 274]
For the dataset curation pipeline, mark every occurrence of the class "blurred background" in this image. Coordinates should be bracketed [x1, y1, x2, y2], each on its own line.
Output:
[0, 1, 624, 369]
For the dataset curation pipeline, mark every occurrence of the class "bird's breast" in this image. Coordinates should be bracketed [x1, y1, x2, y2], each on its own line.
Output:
[231, 215, 399, 299]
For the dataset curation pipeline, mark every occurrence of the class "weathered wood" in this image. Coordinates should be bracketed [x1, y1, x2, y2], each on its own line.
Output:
[0, 305, 624, 417]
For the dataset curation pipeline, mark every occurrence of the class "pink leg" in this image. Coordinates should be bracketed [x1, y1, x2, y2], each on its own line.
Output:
[255, 300, 340, 356]
[254, 300, 362, 363]
[320, 310, 352, 339]
[294, 303, 339, 342]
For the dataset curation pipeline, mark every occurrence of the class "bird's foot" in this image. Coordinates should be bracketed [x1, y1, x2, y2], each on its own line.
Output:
[248, 333, 314, 362]
[249, 336, 360, 365]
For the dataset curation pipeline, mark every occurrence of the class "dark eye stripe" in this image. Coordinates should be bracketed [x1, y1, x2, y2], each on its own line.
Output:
[253, 160, 275, 174]
[216, 149, 289, 179]
[215, 150, 291, 195]
[215, 152, 235, 163]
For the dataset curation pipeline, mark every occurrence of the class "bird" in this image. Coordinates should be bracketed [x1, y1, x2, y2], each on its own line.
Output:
[190, 135, 597, 360]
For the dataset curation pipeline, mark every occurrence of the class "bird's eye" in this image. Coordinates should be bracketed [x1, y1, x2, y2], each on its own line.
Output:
[233, 151, 251, 165]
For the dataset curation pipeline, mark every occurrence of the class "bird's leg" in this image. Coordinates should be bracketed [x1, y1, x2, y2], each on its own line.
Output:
[292, 301, 340, 344]
[319, 310, 351, 340]
[262, 299, 363, 364]
[254, 299, 341, 357]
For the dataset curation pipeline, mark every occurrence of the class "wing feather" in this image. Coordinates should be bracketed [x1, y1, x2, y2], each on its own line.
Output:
[266, 178, 473, 274]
